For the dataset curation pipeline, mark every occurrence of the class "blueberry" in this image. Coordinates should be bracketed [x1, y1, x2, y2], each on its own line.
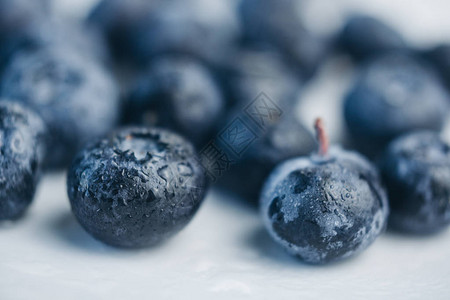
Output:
[0, 45, 120, 169]
[423, 44, 450, 90]
[133, 0, 241, 67]
[260, 119, 389, 264]
[380, 132, 450, 234]
[218, 113, 315, 204]
[88, 0, 241, 67]
[0, 0, 49, 71]
[239, 0, 327, 78]
[215, 50, 308, 203]
[29, 19, 110, 65]
[67, 127, 208, 248]
[123, 56, 225, 146]
[0, 3, 107, 68]
[219, 47, 303, 110]
[344, 53, 449, 158]
[338, 15, 406, 61]
[86, 0, 160, 62]
[0, 100, 46, 220]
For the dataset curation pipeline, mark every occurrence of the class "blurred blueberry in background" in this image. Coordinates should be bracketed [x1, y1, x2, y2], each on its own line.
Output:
[123, 56, 225, 147]
[88, 0, 241, 68]
[381, 132, 450, 234]
[423, 44, 450, 91]
[0, 100, 47, 220]
[239, 0, 328, 79]
[0, 0, 50, 71]
[344, 53, 449, 158]
[338, 15, 407, 61]
[0, 45, 120, 169]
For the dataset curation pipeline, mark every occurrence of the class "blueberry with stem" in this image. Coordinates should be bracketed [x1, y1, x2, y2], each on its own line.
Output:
[260, 118, 389, 264]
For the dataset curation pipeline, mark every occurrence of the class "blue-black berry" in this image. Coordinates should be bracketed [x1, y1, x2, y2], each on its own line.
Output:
[67, 127, 208, 248]
[344, 53, 449, 158]
[423, 44, 450, 90]
[381, 132, 450, 234]
[218, 113, 315, 204]
[260, 119, 388, 264]
[86, 0, 160, 62]
[123, 56, 225, 146]
[220, 47, 302, 110]
[88, 0, 240, 67]
[338, 15, 406, 61]
[0, 0, 49, 71]
[1, 45, 120, 169]
[0, 100, 46, 220]
[216, 53, 310, 203]
[239, 0, 327, 78]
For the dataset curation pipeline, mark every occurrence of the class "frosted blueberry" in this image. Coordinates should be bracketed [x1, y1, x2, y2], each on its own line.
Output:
[260, 119, 389, 264]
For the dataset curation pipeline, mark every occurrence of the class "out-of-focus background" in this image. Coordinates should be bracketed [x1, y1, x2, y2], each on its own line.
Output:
[1, 0, 450, 299]
[56, 0, 450, 45]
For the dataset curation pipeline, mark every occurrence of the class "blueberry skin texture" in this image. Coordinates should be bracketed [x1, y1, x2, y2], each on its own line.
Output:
[123, 56, 225, 146]
[239, 0, 327, 78]
[381, 132, 450, 234]
[218, 113, 315, 204]
[67, 127, 208, 248]
[261, 148, 389, 264]
[344, 53, 449, 158]
[1, 46, 120, 169]
[0, 101, 46, 220]
[423, 44, 450, 90]
[338, 15, 406, 61]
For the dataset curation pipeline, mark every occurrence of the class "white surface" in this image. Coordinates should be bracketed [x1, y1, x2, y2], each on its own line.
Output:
[1, 1, 450, 299]
[1, 174, 450, 300]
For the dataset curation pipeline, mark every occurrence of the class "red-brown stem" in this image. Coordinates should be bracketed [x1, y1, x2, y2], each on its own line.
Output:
[314, 118, 329, 157]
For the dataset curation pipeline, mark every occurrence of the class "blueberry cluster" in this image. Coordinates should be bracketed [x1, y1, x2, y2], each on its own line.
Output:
[0, 0, 449, 264]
